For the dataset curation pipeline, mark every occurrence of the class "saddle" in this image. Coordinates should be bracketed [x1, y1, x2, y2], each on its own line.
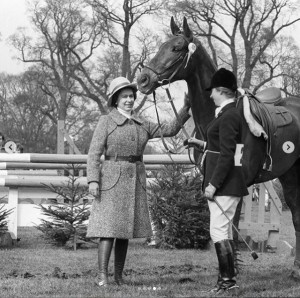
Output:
[245, 87, 292, 170]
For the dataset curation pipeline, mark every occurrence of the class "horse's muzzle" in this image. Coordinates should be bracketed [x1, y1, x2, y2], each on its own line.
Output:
[137, 73, 156, 94]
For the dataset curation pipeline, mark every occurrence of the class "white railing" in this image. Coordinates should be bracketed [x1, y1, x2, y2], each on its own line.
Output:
[0, 153, 193, 239]
[0, 153, 282, 249]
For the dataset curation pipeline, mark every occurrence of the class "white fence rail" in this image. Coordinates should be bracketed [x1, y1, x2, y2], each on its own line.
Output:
[0, 153, 282, 248]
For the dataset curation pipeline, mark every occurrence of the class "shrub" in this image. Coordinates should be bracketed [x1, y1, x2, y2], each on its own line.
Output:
[0, 204, 14, 235]
[36, 166, 91, 250]
[147, 165, 210, 249]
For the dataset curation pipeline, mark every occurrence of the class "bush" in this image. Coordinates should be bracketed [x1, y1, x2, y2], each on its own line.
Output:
[147, 165, 210, 249]
[36, 166, 91, 250]
[0, 204, 13, 235]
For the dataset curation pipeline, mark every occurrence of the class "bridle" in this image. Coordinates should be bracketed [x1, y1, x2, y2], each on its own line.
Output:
[141, 34, 192, 86]
[140, 34, 202, 166]
[142, 52, 188, 87]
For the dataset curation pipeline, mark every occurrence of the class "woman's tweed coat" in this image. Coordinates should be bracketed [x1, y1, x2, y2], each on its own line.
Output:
[87, 107, 190, 239]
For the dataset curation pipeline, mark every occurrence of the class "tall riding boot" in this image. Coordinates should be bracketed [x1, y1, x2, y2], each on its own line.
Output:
[97, 237, 114, 287]
[114, 238, 129, 285]
[211, 239, 239, 294]
[229, 239, 243, 276]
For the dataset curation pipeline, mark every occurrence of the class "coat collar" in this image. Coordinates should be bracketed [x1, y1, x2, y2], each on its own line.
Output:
[215, 101, 236, 118]
[206, 101, 237, 133]
[109, 108, 143, 125]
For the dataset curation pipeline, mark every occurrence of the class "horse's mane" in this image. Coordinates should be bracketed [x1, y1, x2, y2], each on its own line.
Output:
[193, 36, 217, 72]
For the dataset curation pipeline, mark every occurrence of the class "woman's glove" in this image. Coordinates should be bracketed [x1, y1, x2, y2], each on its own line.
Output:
[183, 137, 206, 152]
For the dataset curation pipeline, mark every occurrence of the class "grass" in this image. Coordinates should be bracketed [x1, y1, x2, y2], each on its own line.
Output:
[0, 211, 299, 297]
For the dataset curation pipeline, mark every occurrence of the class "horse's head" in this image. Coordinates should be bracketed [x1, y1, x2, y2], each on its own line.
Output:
[138, 17, 217, 144]
[137, 17, 196, 94]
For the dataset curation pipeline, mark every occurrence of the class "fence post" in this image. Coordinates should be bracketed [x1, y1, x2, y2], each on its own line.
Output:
[7, 187, 19, 240]
[264, 181, 282, 249]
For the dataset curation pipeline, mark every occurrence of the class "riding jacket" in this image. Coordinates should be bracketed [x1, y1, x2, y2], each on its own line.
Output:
[203, 102, 248, 197]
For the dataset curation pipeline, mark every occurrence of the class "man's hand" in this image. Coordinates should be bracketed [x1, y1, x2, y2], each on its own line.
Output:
[89, 182, 100, 199]
[204, 183, 216, 201]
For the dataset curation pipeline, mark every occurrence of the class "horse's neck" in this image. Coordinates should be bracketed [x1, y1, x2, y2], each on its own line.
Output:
[186, 66, 216, 134]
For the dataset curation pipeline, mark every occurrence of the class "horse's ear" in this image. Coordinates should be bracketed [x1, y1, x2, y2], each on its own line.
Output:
[182, 17, 193, 41]
[170, 16, 181, 35]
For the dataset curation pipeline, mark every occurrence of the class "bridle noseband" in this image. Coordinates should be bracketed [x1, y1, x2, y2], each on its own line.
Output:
[142, 54, 187, 86]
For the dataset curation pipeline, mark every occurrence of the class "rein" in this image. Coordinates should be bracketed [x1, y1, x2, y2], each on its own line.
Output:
[152, 86, 201, 166]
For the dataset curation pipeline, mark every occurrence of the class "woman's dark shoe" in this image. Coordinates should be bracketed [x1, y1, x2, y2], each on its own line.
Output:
[209, 279, 239, 294]
[95, 273, 109, 287]
[114, 276, 125, 286]
[207, 274, 222, 292]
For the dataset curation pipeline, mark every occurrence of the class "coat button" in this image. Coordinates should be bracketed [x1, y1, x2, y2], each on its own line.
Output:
[128, 120, 133, 125]
[131, 136, 135, 141]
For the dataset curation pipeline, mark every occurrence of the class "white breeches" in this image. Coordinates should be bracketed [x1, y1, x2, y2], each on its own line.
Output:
[208, 195, 240, 243]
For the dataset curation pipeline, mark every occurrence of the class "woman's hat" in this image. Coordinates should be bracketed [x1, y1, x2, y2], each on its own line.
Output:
[107, 77, 137, 107]
[205, 68, 237, 91]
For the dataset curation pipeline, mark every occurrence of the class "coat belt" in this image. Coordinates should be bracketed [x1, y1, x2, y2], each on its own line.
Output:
[104, 155, 143, 163]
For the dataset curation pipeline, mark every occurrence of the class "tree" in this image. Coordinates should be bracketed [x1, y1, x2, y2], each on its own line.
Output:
[0, 205, 14, 235]
[166, 0, 300, 91]
[0, 71, 56, 152]
[148, 166, 210, 249]
[66, 0, 166, 116]
[36, 166, 91, 250]
[10, 0, 105, 153]
[90, 0, 164, 80]
[277, 37, 300, 96]
[0, 70, 97, 153]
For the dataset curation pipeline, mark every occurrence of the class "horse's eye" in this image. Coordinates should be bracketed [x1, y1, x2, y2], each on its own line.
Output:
[172, 46, 179, 52]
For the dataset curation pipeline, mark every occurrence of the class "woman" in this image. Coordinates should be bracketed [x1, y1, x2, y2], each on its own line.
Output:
[87, 76, 190, 287]
[186, 68, 248, 294]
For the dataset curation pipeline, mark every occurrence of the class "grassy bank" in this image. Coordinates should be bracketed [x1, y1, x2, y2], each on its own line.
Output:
[0, 211, 299, 297]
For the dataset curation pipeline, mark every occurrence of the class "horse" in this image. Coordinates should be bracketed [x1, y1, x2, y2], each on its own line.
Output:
[137, 16, 300, 271]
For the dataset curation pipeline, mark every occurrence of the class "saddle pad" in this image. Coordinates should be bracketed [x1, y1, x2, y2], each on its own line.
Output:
[270, 106, 292, 128]
[249, 99, 292, 130]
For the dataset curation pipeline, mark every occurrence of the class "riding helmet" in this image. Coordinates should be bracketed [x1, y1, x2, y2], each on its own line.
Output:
[205, 68, 237, 92]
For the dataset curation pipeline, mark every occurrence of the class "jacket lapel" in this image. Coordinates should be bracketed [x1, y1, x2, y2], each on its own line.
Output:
[216, 102, 236, 118]
[205, 102, 236, 138]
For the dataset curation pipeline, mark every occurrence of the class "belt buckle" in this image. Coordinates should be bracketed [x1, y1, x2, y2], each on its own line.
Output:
[128, 155, 135, 163]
